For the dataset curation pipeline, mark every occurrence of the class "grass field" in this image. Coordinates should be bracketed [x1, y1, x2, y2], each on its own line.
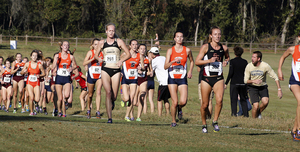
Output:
[0, 41, 299, 151]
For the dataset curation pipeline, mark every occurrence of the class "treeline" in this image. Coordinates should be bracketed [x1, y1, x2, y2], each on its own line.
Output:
[0, 0, 299, 44]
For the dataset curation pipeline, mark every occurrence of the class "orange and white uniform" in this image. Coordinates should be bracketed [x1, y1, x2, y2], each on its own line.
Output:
[122, 53, 140, 80]
[88, 49, 103, 79]
[168, 46, 187, 79]
[56, 53, 72, 77]
[290, 45, 300, 82]
[27, 61, 41, 88]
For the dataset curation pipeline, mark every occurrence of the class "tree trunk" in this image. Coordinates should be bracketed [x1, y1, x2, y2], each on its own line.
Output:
[281, 0, 295, 45]
[242, 0, 247, 39]
[195, 0, 205, 46]
[142, 16, 148, 36]
[52, 22, 55, 41]
[250, 3, 256, 42]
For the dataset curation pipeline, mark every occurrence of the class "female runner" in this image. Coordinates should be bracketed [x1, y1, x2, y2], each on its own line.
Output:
[73, 66, 88, 111]
[122, 39, 144, 121]
[83, 38, 103, 119]
[94, 23, 131, 123]
[52, 41, 78, 117]
[195, 26, 229, 133]
[20, 50, 45, 115]
[0, 56, 19, 112]
[11, 53, 26, 113]
[134, 44, 151, 121]
[164, 31, 194, 127]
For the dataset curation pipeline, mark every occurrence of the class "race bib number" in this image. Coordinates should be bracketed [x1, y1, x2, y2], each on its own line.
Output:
[128, 69, 137, 77]
[3, 77, 10, 83]
[91, 66, 101, 74]
[296, 62, 300, 72]
[173, 65, 184, 74]
[57, 68, 69, 76]
[105, 55, 116, 63]
[28, 75, 37, 82]
[209, 62, 222, 73]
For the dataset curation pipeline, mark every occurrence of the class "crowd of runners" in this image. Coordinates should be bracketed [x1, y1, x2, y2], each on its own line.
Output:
[1, 24, 300, 142]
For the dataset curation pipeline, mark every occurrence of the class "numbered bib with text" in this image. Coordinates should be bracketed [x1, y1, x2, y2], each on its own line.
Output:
[91, 66, 101, 74]
[28, 75, 37, 82]
[209, 62, 222, 73]
[105, 55, 116, 63]
[57, 68, 70, 76]
[296, 62, 300, 72]
[128, 69, 138, 77]
[3, 77, 10, 83]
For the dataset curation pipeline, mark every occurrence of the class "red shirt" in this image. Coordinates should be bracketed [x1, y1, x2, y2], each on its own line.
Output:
[74, 72, 87, 88]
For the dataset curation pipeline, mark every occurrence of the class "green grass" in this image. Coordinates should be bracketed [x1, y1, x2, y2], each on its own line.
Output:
[0, 42, 299, 151]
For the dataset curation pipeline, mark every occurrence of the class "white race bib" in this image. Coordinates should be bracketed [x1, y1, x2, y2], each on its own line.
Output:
[3, 77, 10, 83]
[57, 68, 70, 76]
[28, 75, 37, 82]
[105, 55, 116, 63]
[209, 62, 222, 73]
[173, 65, 184, 74]
[53, 76, 56, 81]
[296, 62, 300, 72]
[128, 69, 137, 77]
[91, 66, 101, 74]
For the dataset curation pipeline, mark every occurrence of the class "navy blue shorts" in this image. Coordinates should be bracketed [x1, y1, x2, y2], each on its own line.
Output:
[45, 84, 52, 92]
[121, 76, 137, 85]
[147, 80, 155, 90]
[168, 75, 187, 86]
[289, 74, 300, 86]
[87, 72, 100, 84]
[55, 75, 71, 85]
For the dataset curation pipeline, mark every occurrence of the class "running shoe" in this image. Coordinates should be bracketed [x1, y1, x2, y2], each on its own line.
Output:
[29, 112, 34, 116]
[44, 111, 48, 115]
[96, 111, 101, 119]
[18, 101, 21, 108]
[178, 106, 183, 120]
[125, 117, 131, 122]
[33, 111, 37, 115]
[35, 106, 39, 113]
[136, 118, 141, 122]
[52, 109, 55, 116]
[296, 130, 300, 138]
[107, 118, 113, 123]
[130, 117, 134, 121]
[87, 110, 91, 119]
[1, 106, 5, 110]
[170, 123, 177, 127]
[58, 112, 62, 117]
[21, 109, 26, 113]
[120, 101, 125, 107]
[62, 115, 66, 117]
[291, 130, 300, 142]
[112, 101, 115, 110]
[39, 107, 43, 113]
[212, 121, 220, 132]
[13, 109, 17, 113]
[258, 113, 262, 119]
[0, 105, 1, 110]
[202, 125, 208, 133]
[25, 105, 29, 112]
[5, 109, 8, 113]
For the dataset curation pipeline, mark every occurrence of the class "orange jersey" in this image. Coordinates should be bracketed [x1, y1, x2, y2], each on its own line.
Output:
[14, 61, 25, 76]
[27, 61, 41, 87]
[168, 46, 188, 79]
[88, 49, 103, 79]
[57, 53, 72, 76]
[122, 53, 140, 80]
[292, 45, 300, 81]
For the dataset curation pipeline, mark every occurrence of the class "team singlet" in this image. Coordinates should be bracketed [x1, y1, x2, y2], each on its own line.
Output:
[88, 49, 103, 79]
[138, 57, 149, 78]
[291, 45, 300, 81]
[102, 38, 121, 69]
[56, 53, 72, 76]
[2, 68, 12, 84]
[122, 53, 140, 80]
[14, 61, 25, 76]
[27, 61, 40, 85]
[168, 46, 187, 79]
[203, 43, 225, 76]
[74, 72, 87, 88]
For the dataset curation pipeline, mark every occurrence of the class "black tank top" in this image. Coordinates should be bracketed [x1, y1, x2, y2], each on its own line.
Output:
[203, 43, 225, 76]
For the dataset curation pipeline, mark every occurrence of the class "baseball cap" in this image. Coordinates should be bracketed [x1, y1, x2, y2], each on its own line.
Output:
[149, 47, 159, 54]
